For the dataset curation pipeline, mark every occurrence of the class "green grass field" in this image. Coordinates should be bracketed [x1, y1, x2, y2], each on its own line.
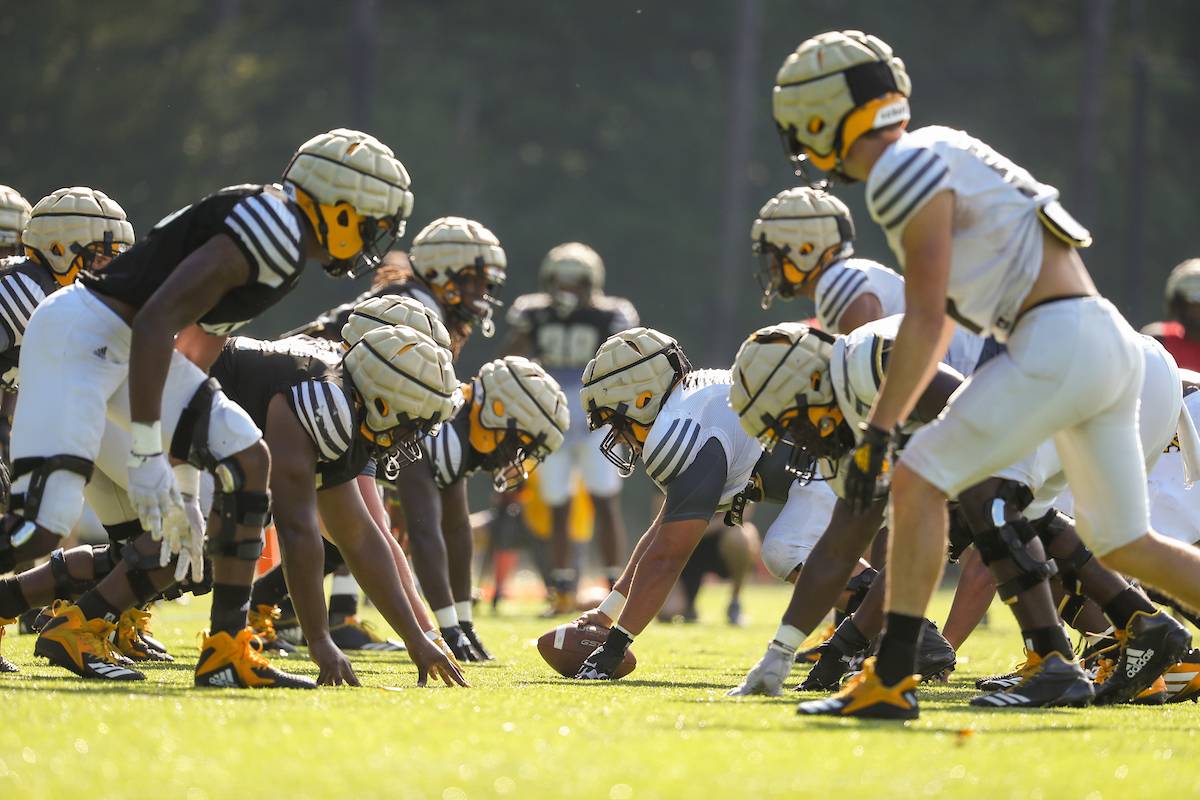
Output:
[1, 585, 1197, 800]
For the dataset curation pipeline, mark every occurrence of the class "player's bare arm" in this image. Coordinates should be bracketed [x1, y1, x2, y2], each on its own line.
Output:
[264, 394, 358, 686]
[614, 516, 710, 636]
[836, 292, 884, 335]
[316, 480, 468, 687]
[173, 324, 228, 372]
[865, 191, 956, 433]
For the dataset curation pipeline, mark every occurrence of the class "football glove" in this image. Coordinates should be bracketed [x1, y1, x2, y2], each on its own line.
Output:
[161, 465, 205, 582]
[843, 423, 892, 513]
[575, 642, 625, 680]
[727, 641, 795, 696]
[128, 453, 181, 541]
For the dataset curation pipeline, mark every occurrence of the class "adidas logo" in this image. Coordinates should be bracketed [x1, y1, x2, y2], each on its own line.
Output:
[1126, 647, 1155, 678]
[205, 667, 240, 688]
[91, 660, 136, 679]
[92, 346, 107, 359]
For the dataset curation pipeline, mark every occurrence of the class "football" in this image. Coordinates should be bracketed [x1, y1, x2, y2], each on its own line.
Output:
[536, 624, 637, 679]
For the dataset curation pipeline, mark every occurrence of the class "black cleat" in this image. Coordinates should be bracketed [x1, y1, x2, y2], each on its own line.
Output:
[970, 651, 1093, 708]
[794, 624, 835, 664]
[18, 607, 44, 634]
[916, 620, 956, 682]
[248, 604, 299, 655]
[0, 618, 18, 673]
[1094, 610, 1191, 706]
[797, 657, 919, 720]
[459, 621, 493, 661]
[330, 615, 406, 652]
[798, 642, 858, 691]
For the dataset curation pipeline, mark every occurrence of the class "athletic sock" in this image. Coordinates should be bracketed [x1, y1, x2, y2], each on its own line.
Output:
[433, 605, 459, 629]
[875, 612, 923, 684]
[1102, 587, 1156, 630]
[1023, 625, 1073, 657]
[0, 578, 29, 618]
[328, 574, 360, 619]
[249, 565, 288, 607]
[551, 568, 577, 594]
[209, 583, 251, 637]
[75, 591, 121, 624]
[829, 618, 871, 658]
[455, 600, 473, 625]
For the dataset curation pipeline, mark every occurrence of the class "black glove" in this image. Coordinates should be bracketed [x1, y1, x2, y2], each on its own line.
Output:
[440, 625, 481, 662]
[843, 423, 892, 513]
[574, 627, 632, 680]
[459, 620, 494, 661]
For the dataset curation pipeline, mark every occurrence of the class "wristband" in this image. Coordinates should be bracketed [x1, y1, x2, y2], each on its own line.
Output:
[172, 463, 201, 497]
[597, 590, 626, 620]
[424, 629, 440, 642]
[772, 623, 806, 652]
[131, 421, 163, 456]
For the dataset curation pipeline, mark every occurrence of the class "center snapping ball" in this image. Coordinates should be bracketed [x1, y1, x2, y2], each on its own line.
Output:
[537, 623, 637, 679]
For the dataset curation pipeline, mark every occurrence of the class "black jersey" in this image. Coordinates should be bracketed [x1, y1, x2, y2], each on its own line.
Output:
[80, 184, 308, 336]
[506, 293, 638, 372]
[285, 279, 442, 342]
[211, 335, 370, 490]
[0, 256, 59, 386]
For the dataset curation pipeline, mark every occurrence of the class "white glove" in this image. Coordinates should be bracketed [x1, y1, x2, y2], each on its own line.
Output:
[726, 642, 795, 697]
[163, 464, 205, 583]
[127, 422, 181, 541]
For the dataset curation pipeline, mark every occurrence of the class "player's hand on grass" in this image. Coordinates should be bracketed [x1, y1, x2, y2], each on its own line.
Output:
[573, 608, 613, 630]
[413, 639, 470, 687]
[844, 423, 892, 513]
[309, 637, 360, 687]
[426, 631, 462, 670]
[727, 642, 795, 696]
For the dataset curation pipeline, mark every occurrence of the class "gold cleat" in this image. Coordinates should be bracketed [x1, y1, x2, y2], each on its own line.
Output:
[248, 604, 297, 655]
[796, 657, 920, 720]
[33, 602, 144, 680]
[194, 628, 314, 689]
[116, 607, 173, 662]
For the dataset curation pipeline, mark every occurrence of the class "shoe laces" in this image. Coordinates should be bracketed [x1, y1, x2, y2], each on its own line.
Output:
[1090, 633, 1125, 685]
[128, 607, 155, 637]
[80, 616, 122, 663]
[232, 628, 271, 669]
[248, 605, 280, 642]
[348, 617, 384, 643]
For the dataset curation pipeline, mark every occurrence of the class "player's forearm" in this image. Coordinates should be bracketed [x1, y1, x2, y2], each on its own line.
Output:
[128, 313, 178, 424]
[868, 311, 950, 431]
[616, 519, 705, 635]
[386, 534, 434, 631]
[611, 522, 660, 596]
[337, 523, 428, 646]
[276, 521, 334, 646]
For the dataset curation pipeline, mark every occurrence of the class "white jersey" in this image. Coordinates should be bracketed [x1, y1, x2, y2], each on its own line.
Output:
[866, 126, 1073, 341]
[641, 370, 763, 509]
[829, 314, 985, 434]
[813, 258, 906, 333]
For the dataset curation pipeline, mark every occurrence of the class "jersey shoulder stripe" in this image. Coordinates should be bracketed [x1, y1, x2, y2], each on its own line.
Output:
[645, 418, 703, 485]
[421, 417, 466, 488]
[224, 193, 303, 289]
[0, 271, 45, 346]
[867, 145, 950, 232]
[815, 264, 869, 330]
[289, 380, 354, 462]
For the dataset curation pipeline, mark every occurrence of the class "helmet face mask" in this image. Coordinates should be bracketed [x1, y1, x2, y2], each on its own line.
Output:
[409, 217, 507, 338]
[22, 187, 135, 285]
[441, 259, 505, 337]
[586, 404, 647, 479]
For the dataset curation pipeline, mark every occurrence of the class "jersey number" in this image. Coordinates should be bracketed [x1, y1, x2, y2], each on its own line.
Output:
[537, 323, 599, 369]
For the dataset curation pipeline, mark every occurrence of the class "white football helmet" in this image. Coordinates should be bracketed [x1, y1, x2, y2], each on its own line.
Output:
[730, 322, 852, 481]
[409, 216, 507, 337]
[0, 186, 32, 252]
[22, 187, 135, 286]
[467, 356, 570, 491]
[773, 31, 911, 181]
[580, 327, 691, 476]
[1166, 259, 1200, 306]
[283, 128, 414, 279]
[341, 294, 452, 349]
[752, 187, 855, 308]
[342, 325, 457, 466]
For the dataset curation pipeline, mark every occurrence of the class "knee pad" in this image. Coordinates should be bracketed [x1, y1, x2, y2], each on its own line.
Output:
[157, 556, 213, 602]
[103, 519, 144, 563]
[970, 482, 1057, 603]
[844, 567, 879, 615]
[208, 482, 270, 563]
[1033, 509, 1092, 595]
[10, 455, 94, 523]
[92, 543, 119, 581]
[760, 533, 807, 582]
[48, 548, 95, 599]
[121, 544, 165, 605]
[946, 503, 974, 563]
[169, 378, 222, 469]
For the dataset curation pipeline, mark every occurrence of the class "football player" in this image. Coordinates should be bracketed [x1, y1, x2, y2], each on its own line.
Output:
[288, 217, 506, 652]
[730, 317, 1190, 711]
[387, 353, 570, 660]
[0, 186, 132, 672]
[505, 243, 638, 612]
[5, 129, 415, 687]
[753, 187, 903, 334]
[566, 328, 849, 679]
[769, 30, 1199, 718]
[1143, 259, 1200, 371]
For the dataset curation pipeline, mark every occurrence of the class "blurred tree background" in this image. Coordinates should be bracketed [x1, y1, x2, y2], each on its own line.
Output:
[2, 0, 1197, 521]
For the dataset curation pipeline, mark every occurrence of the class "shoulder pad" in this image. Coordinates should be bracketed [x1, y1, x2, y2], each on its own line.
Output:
[593, 294, 640, 328]
[288, 380, 355, 462]
[643, 415, 708, 486]
[224, 191, 305, 289]
[421, 415, 467, 488]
